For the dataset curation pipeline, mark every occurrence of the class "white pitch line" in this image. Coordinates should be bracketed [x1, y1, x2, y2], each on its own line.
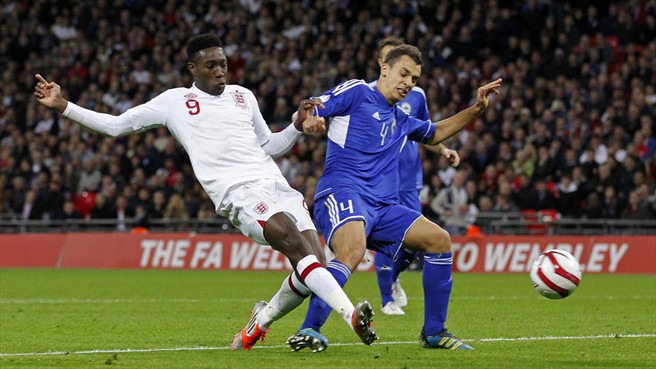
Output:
[1, 295, 654, 304]
[0, 334, 654, 357]
[0, 298, 255, 304]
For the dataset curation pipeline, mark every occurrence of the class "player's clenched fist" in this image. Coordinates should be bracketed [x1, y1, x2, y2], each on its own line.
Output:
[302, 115, 326, 136]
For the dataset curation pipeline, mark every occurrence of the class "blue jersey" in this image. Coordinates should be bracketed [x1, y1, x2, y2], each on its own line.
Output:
[314, 79, 436, 205]
[396, 86, 429, 193]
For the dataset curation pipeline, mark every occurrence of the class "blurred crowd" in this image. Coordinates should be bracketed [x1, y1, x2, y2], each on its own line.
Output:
[1, 0, 655, 232]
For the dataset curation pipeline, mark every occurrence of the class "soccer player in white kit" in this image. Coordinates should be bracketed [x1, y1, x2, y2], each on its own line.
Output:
[33, 33, 377, 351]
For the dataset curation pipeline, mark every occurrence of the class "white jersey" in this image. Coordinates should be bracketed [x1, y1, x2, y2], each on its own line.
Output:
[65, 83, 290, 210]
[130, 84, 288, 208]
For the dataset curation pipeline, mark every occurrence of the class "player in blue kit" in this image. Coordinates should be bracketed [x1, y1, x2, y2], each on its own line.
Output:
[371, 37, 460, 317]
[286, 44, 501, 352]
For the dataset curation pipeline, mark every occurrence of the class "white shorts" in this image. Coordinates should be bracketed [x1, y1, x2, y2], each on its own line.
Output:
[219, 179, 316, 245]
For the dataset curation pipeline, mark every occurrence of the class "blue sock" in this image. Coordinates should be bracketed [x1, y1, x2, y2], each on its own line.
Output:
[392, 249, 418, 281]
[422, 252, 453, 336]
[375, 252, 395, 306]
[300, 259, 351, 332]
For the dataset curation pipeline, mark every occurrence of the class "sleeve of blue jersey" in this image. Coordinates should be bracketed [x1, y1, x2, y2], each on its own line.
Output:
[415, 88, 430, 121]
[314, 79, 368, 118]
[407, 118, 436, 144]
[406, 87, 433, 143]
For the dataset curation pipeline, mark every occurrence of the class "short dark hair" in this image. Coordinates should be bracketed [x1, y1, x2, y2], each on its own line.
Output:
[186, 34, 223, 62]
[383, 44, 423, 68]
[378, 36, 403, 53]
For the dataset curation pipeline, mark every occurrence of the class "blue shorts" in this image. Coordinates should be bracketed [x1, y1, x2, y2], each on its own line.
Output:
[313, 189, 422, 259]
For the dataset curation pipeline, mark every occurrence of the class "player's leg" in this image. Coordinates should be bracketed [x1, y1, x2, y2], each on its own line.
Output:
[231, 212, 342, 351]
[289, 192, 378, 351]
[298, 221, 366, 329]
[375, 246, 414, 313]
[290, 221, 377, 350]
[256, 228, 329, 328]
[265, 184, 360, 328]
[403, 216, 473, 350]
[229, 184, 356, 350]
[389, 189, 423, 308]
[258, 219, 355, 325]
[375, 251, 402, 314]
[390, 248, 418, 307]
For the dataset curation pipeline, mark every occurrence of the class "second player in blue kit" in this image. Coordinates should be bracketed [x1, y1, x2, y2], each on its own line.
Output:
[370, 38, 460, 317]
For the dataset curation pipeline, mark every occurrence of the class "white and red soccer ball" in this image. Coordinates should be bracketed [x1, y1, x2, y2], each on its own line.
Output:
[530, 250, 582, 299]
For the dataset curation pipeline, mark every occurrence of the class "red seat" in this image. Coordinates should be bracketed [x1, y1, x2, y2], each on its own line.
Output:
[521, 209, 560, 235]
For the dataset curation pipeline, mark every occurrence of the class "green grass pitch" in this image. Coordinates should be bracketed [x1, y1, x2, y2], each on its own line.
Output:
[0, 268, 654, 368]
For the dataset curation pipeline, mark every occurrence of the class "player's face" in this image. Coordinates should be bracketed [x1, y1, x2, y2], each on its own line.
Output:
[379, 55, 421, 105]
[187, 47, 227, 96]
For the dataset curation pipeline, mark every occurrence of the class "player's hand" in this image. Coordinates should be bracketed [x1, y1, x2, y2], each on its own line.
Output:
[294, 97, 325, 131]
[302, 115, 326, 136]
[473, 78, 502, 113]
[442, 148, 460, 167]
[33, 74, 68, 113]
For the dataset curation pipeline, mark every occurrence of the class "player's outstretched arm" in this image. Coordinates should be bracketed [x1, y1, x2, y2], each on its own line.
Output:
[34, 74, 69, 113]
[430, 78, 502, 144]
[33, 74, 140, 137]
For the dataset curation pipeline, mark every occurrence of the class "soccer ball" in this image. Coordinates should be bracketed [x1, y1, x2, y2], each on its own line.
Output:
[530, 249, 582, 299]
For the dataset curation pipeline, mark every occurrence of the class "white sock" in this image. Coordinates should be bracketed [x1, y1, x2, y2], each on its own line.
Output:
[297, 255, 355, 325]
[257, 273, 308, 329]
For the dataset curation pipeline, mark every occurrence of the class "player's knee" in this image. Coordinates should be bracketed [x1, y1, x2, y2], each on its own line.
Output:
[426, 226, 451, 254]
[332, 242, 366, 271]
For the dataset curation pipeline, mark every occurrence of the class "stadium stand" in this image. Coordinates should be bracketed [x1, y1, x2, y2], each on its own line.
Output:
[1, 0, 654, 234]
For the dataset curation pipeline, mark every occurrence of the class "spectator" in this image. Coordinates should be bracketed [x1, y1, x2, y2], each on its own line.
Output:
[89, 193, 115, 219]
[163, 193, 190, 221]
[39, 178, 66, 220]
[533, 145, 557, 181]
[622, 190, 652, 219]
[77, 158, 102, 194]
[580, 135, 608, 165]
[512, 145, 536, 179]
[437, 155, 457, 186]
[478, 195, 494, 213]
[494, 194, 518, 212]
[114, 195, 133, 232]
[513, 174, 534, 210]
[148, 190, 167, 219]
[132, 204, 150, 230]
[555, 174, 581, 218]
[20, 189, 42, 220]
[430, 170, 477, 235]
[6, 176, 27, 215]
[581, 192, 604, 219]
[530, 179, 557, 211]
[601, 185, 623, 219]
[56, 200, 83, 221]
